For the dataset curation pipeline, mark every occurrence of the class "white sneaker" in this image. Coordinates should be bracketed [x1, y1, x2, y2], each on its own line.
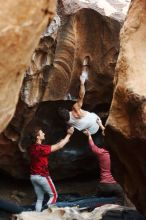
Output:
[80, 71, 88, 83]
[48, 204, 57, 209]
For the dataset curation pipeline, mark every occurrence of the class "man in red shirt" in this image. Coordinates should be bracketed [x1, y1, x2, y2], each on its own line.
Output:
[29, 127, 74, 212]
[84, 129, 124, 205]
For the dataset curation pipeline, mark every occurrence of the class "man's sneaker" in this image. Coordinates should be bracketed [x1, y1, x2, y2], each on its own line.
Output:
[48, 204, 58, 212]
[42, 203, 57, 211]
[48, 204, 58, 208]
[80, 71, 88, 83]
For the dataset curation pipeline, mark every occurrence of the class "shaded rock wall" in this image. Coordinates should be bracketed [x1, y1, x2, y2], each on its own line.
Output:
[106, 0, 146, 215]
[0, 0, 57, 133]
[20, 2, 122, 108]
[0, 133, 27, 177]
[21, 15, 60, 107]
[3, 100, 101, 179]
[43, 8, 121, 108]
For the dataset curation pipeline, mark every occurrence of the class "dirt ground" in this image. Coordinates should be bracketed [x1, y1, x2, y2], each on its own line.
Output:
[0, 174, 98, 206]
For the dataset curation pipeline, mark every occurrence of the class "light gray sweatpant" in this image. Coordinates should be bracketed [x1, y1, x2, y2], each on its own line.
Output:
[30, 175, 58, 212]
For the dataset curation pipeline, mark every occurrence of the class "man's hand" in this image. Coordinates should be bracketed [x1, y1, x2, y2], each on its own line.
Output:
[96, 117, 105, 136]
[102, 128, 105, 136]
[83, 129, 91, 137]
[67, 127, 74, 135]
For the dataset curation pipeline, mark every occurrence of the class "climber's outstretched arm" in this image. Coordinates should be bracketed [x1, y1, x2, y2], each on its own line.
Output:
[72, 75, 86, 112]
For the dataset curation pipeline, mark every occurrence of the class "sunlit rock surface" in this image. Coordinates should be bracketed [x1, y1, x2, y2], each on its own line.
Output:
[13, 204, 120, 220]
[61, 0, 131, 22]
[106, 0, 146, 215]
[0, 0, 57, 133]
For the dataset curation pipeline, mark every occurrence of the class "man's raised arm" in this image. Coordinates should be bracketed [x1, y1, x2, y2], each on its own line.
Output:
[51, 127, 74, 152]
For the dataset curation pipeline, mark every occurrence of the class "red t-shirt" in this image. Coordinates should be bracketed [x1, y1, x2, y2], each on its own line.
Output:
[30, 144, 51, 177]
[89, 139, 116, 184]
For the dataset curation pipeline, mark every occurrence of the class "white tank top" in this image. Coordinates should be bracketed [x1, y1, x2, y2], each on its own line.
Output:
[68, 111, 101, 135]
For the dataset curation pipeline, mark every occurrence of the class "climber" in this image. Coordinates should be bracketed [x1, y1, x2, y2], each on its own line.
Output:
[29, 126, 74, 212]
[84, 129, 124, 205]
[58, 56, 105, 135]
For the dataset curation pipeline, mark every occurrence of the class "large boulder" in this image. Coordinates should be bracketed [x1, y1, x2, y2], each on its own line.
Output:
[106, 0, 146, 215]
[0, 0, 57, 133]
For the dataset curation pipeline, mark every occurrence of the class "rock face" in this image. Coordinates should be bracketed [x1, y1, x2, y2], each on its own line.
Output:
[0, 0, 57, 133]
[24, 7, 121, 108]
[20, 0, 126, 109]
[0, 133, 27, 177]
[61, 0, 130, 22]
[42, 8, 121, 108]
[21, 15, 60, 107]
[106, 0, 146, 215]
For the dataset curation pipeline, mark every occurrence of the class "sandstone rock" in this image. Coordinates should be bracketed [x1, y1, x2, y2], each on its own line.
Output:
[20, 1, 122, 109]
[106, 0, 146, 215]
[0, 0, 57, 133]
[12, 204, 120, 220]
[61, 0, 130, 22]
[0, 133, 28, 177]
[21, 15, 60, 107]
[42, 8, 121, 109]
